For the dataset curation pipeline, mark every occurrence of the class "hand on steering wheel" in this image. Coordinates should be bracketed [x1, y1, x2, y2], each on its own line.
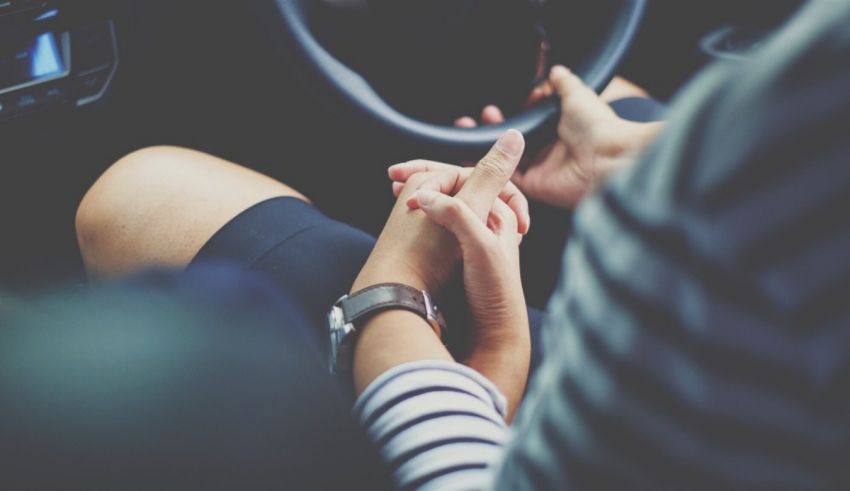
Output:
[270, 0, 646, 160]
[454, 66, 664, 209]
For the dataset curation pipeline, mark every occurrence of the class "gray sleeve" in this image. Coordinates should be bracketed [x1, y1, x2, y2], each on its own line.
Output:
[494, 2, 850, 489]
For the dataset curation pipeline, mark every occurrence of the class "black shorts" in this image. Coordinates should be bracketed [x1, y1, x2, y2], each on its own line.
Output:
[189, 197, 548, 374]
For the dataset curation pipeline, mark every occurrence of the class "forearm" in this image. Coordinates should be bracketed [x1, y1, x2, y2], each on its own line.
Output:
[353, 309, 452, 396]
[465, 356, 528, 422]
[463, 328, 530, 422]
[350, 239, 458, 392]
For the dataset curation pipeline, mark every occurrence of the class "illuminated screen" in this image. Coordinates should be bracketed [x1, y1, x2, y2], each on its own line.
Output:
[0, 32, 66, 90]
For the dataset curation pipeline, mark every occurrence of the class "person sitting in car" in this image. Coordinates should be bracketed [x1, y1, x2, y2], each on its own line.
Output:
[2, 0, 848, 489]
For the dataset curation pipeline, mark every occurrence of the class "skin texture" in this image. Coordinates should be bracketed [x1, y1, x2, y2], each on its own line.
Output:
[76, 146, 308, 279]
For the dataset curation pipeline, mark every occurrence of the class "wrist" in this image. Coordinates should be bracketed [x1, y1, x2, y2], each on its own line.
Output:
[353, 309, 452, 395]
[352, 257, 432, 294]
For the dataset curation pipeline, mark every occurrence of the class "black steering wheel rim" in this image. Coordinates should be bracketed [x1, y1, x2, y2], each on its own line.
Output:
[263, 0, 646, 160]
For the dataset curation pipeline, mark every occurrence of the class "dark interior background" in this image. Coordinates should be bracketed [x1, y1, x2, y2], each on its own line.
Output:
[0, 0, 803, 306]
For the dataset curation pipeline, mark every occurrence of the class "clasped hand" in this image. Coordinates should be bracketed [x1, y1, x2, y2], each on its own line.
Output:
[352, 130, 532, 416]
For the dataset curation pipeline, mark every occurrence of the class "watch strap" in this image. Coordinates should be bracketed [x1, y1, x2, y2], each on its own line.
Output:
[339, 283, 446, 336]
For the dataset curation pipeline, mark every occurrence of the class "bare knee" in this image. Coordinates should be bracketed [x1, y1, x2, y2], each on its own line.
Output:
[77, 146, 308, 279]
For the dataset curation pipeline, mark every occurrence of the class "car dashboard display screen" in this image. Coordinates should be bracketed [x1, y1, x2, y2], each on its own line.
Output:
[0, 32, 66, 90]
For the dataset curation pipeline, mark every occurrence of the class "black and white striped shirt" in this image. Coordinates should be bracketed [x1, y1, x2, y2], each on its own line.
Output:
[354, 362, 509, 490]
[356, 2, 850, 489]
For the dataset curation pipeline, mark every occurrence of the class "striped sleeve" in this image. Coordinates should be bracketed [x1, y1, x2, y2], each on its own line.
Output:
[494, 3, 850, 490]
[354, 361, 508, 491]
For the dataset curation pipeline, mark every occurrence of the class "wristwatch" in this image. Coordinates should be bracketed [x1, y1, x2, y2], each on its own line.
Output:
[327, 283, 447, 375]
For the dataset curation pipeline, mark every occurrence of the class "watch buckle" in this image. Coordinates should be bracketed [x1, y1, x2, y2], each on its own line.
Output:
[421, 290, 442, 337]
[328, 301, 352, 375]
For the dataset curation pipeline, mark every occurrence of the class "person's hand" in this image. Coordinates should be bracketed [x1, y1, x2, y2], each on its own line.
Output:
[406, 179, 530, 418]
[387, 160, 531, 234]
[351, 130, 526, 296]
[455, 66, 664, 209]
[350, 130, 529, 406]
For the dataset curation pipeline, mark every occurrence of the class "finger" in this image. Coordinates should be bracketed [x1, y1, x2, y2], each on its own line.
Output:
[410, 168, 463, 196]
[504, 188, 530, 234]
[510, 169, 526, 190]
[391, 158, 531, 234]
[540, 81, 554, 98]
[388, 160, 456, 183]
[412, 190, 495, 255]
[549, 65, 585, 102]
[392, 181, 404, 197]
[487, 199, 518, 237]
[525, 81, 554, 106]
[481, 105, 505, 125]
[526, 87, 545, 106]
[455, 116, 477, 128]
[489, 199, 524, 248]
[456, 129, 526, 219]
[406, 168, 531, 234]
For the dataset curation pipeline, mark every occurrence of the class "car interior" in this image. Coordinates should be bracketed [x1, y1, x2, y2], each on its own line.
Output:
[0, 0, 804, 306]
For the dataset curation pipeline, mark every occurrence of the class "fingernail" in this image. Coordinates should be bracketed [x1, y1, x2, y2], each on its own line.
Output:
[416, 190, 438, 209]
[496, 130, 525, 158]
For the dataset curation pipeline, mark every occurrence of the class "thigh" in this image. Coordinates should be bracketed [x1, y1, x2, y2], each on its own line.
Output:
[77, 146, 310, 279]
[190, 197, 377, 338]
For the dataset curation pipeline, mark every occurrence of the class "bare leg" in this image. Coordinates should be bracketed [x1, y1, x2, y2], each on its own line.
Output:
[76, 146, 309, 280]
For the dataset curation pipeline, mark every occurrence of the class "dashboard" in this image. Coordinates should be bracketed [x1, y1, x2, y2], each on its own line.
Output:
[0, 0, 117, 122]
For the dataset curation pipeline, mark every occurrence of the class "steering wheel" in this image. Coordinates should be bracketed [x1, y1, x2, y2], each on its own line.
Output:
[261, 0, 646, 160]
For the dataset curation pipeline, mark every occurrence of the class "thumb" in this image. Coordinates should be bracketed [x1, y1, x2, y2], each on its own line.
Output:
[411, 190, 495, 255]
[456, 129, 525, 219]
[549, 65, 586, 102]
